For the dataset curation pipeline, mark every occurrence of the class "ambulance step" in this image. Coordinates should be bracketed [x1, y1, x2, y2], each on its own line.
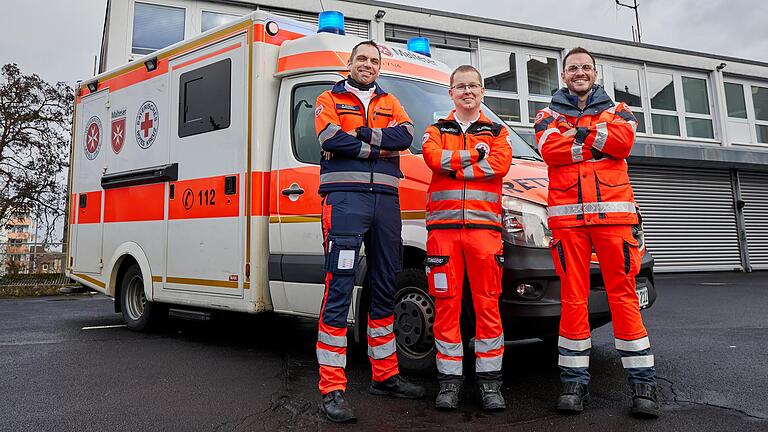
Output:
[168, 308, 212, 321]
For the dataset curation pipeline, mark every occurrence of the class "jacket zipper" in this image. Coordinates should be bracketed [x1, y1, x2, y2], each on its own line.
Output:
[461, 125, 467, 226]
[347, 90, 380, 191]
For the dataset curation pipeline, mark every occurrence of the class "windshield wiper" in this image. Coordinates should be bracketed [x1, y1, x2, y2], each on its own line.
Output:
[513, 155, 542, 161]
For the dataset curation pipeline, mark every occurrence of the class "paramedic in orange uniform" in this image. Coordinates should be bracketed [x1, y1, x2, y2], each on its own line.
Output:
[422, 65, 512, 411]
[534, 47, 659, 418]
[313, 40, 424, 423]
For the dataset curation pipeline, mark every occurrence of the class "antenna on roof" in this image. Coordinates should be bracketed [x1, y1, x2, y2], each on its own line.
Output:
[319, 0, 325, 12]
[616, 0, 642, 43]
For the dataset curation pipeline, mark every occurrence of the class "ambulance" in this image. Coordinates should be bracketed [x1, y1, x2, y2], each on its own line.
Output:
[67, 10, 656, 370]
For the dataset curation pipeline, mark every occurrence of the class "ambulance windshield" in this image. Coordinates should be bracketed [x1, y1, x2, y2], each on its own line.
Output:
[377, 76, 541, 160]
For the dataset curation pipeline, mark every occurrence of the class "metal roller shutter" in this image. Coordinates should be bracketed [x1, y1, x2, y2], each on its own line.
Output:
[259, 7, 370, 39]
[739, 171, 768, 269]
[628, 165, 742, 272]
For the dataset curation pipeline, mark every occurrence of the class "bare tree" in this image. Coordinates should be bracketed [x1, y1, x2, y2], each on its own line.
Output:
[0, 63, 73, 242]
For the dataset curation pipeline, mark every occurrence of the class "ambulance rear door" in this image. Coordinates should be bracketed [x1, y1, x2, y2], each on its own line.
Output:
[73, 90, 109, 274]
[164, 33, 249, 297]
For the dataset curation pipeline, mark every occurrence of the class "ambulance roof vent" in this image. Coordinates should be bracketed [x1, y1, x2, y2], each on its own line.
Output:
[318, 11, 345, 35]
[407, 37, 431, 58]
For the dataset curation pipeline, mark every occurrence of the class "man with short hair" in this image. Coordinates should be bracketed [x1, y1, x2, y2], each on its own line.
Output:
[534, 47, 659, 418]
[422, 65, 512, 411]
[313, 40, 424, 423]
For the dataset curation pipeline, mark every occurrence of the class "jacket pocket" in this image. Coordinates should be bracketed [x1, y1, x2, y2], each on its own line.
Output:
[547, 170, 579, 205]
[595, 170, 633, 204]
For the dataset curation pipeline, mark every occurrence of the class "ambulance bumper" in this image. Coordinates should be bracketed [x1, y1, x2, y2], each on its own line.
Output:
[498, 244, 656, 340]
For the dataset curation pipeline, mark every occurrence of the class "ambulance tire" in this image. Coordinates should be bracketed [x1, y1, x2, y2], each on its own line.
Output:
[393, 268, 437, 372]
[120, 263, 166, 331]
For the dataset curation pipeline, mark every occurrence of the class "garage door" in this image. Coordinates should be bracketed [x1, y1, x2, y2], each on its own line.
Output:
[739, 171, 768, 269]
[628, 165, 742, 272]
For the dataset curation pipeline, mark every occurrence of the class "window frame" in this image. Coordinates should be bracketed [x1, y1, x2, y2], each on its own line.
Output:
[290, 81, 336, 166]
[724, 78, 768, 146]
[601, 62, 648, 135]
[644, 67, 717, 141]
[177, 58, 233, 138]
[130, 1, 188, 57]
[478, 41, 562, 127]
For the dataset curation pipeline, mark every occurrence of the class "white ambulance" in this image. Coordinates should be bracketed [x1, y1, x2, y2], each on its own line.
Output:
[67, 11, 656, 370]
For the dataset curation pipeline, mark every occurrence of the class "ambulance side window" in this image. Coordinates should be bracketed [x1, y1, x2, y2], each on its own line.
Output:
[178, 59, 231, 138]
[291, 83, 333, 165]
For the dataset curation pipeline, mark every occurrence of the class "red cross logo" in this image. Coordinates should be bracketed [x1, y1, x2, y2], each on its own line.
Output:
[140, 112, 153, 138]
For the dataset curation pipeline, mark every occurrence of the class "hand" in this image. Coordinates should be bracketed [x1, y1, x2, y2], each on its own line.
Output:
[476, 147, 486, 161]
[563, 128, 577, 137]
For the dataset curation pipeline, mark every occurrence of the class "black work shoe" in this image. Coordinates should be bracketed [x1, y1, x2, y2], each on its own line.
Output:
[557, 382, 590, 413]
[320, 390, 356, 423]
[369, 374, 425, 399]
[631, 383, 660, 418]
[479, 382, 506, 411]
[435, 382, 462, 410]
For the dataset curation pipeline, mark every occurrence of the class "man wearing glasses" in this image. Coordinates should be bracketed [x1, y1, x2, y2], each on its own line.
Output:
[422, 65, 512, 411]
[534, 47, 659, 418]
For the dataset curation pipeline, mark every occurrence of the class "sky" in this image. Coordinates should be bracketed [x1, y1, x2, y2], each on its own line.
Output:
[0, 0, 766, 85]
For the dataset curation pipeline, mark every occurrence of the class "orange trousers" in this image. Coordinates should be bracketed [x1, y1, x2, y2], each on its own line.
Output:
[551, 225, 656, 385]
[426, 229, 505, 383]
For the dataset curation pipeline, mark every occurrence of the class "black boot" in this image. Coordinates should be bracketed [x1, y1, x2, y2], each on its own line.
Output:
[369, 374, 425, 399]
[631, 383, 660, 418]
[320, 390, 356, 423]
[557, 381, 589, 413]
[435, 382, 462, 410]
[479, 382, 506, 410]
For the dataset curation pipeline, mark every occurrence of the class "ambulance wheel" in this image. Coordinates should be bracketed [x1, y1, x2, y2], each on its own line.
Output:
[394, 268, 437, 372]
[120, 263, 166, 331]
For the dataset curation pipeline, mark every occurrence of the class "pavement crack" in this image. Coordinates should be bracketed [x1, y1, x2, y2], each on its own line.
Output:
[658, 376, 767, 420]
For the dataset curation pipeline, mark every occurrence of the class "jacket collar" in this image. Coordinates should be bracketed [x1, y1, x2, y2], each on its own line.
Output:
[441, 109, 494, 125]
[331, 79, 387, 96]
[550, 84, 615, 117]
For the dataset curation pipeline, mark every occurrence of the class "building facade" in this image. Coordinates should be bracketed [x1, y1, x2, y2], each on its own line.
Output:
[98, 0, 768, 272]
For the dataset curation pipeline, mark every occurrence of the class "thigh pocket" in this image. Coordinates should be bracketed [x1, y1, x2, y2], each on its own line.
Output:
[549, 238, 567, 277]
[425, 256, 457, 298]
[622, 237, 641, 277]
[325, 233, 363, 276]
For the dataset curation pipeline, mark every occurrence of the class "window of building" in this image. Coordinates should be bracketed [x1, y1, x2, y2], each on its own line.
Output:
[291, 83, 331, 165]
[682, 76, 714, 139]
[479, 44, 560, 126]
[753, 85, 768, 143]
[178, 59, 231, 138]
[647, 71, 679, 136]
[526, 55, 558, 97]
[612, 66, 646, 133]
[725, 82, 747, 119]
[202, 11, 240, 32]
[481, 49, 520, 122]
[132, 2, 186, 55]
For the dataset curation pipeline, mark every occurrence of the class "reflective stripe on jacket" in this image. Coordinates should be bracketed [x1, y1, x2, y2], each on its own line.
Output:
[422, 111, 513, 231]
[534, 85, 639, 228]
[315, 79, 414, 195]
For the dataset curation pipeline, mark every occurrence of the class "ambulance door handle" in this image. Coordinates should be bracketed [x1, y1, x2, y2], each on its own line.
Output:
[281, 183, 305, 196]
[79, 194, 87, 209]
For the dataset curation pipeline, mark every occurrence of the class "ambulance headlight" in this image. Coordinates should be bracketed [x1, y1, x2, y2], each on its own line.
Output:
[407, 37, 431, 57]
[501, 196, 551, 248]
[318, 11, 345, 35]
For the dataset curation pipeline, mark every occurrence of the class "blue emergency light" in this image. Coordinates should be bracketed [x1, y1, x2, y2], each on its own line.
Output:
[407, 37, 431, 57]
[318, 11, 345, 35]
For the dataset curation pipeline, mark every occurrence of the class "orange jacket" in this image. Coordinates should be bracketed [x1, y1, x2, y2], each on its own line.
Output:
[315, 80, 414, 195]
[534, 86, 639, 229]
[422, 111, 513, 231]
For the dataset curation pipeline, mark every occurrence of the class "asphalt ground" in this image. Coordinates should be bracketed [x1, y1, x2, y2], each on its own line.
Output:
[1, 272, 766, 431]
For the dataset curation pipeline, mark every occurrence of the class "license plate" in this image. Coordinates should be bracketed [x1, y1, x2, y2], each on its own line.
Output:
[636, 286, 649, 309]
